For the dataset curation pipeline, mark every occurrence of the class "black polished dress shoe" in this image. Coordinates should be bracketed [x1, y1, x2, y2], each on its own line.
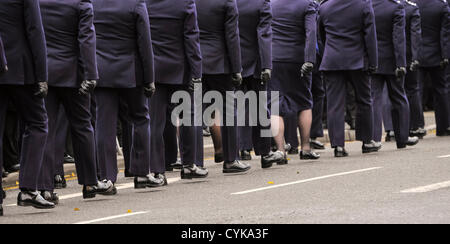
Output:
[155, 173, 168, 186]
[397, 136, 419, 149]
[170, 160, 183, 170]
[240, 150, 252, 161]
[215, 153, 224, 163]
[82, 180, 115, 199]
[63, 153, 75, 164]
[5, 164, 20, 173]
[410, 128, 426, 139]
[2, 189, 6, 199]
[223, 160, 251, 173]
[362, 141, 382, 154]
[203, 127, 211, 137]
[261, 151, 285, 169]
[287, 147, 299, 155]
[385, 131, 396, 142]
[17, 191, 55, 209]
[2, 168, 8, 178]
[181, 164, 209, 179]
[40, 191, 59, 205]
[334, 147, 349, 158]
[54, 175, 67, 189]
[300, 151, 320, 160]
[134, 175, 164, 189]
[310, 139, 325, 150]
[0, 205, 3, 217]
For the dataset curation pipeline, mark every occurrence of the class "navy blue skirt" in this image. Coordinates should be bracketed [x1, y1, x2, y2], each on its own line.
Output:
[268, 62, 313, 117]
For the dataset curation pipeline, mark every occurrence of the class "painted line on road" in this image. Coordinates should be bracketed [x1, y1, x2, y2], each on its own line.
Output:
[231, 167, 382, 195]
[437, 155, 450, 159]
[4, 177, 181, 207]
[75, 211, 148, 224]
[400, 180, 450, 193]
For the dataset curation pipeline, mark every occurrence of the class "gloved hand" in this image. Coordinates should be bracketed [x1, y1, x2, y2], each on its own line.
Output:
[0, 65, 8, 74]
[143, 82, 156, 98]
[188, 77, 202, 92]
[260, 69, 271, 84]
[301, 62, 314, 77]
[440, 59, 449, 69]
[395, 67, 406, 78]
[367, 66, 377, 75]
[79, 80, 97, 95]
[232, 73, 243, 88]
[34, 82, 48, 98]
[410, 60, 420, 72]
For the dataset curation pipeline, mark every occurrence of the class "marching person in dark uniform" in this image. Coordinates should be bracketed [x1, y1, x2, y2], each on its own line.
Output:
[147, 0, 207, 182]
[0, 0, 55, 211]
[0, 34, 6, 216]
[37, 0, 116, 202]
[318, 0, 380, 157]
[93, 0, 164, 189]
[416, 0, 450, 136]
[236, 0, 285, 168]
[196, 0, 251, 173]
[269, 0, 321, 162]
[371, 0, 419, 149]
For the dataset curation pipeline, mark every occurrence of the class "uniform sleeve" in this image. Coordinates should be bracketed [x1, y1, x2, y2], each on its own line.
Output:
[363, 0, 378, 69]
[409, 5, 422, 62]
[317, 7, 326, 57]
[184, 0, 202, 79]
[257, 0, 272, 70]
[304, 0, 317, 64]
[393, 3, 406, 68]
[0, 35, 6, 71]
[135, 0, 154, 84]
[24, 0, 48, 83]
[441, 2, 450, 59]
[225, 0, 242, 74]
[78, 0, 99, 81]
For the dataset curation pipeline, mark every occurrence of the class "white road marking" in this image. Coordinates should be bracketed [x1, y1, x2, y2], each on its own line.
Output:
[75, 211, 148, 224]
[231, 167, 382, 195]
[4, 177, 181, 207]
[437, 155, 450, 159]
[400, 180, 450, 193]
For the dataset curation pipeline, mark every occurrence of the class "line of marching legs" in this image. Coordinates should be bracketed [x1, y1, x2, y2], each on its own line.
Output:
[1, 0, 450, 218]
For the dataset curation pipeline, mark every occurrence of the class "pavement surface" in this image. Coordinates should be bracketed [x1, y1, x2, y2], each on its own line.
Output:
[1, 130, 450, 224]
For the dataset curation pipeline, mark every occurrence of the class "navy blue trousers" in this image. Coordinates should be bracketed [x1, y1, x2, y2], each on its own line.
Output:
[237, 76, 271, 156]
[372, 75, 410, 145]
[54, 107, 69, 177]
[95, 87, 150, 182]
[311, 71, 325, 139]
[418, 67, 449, 135]
[0, 85, 48, 195]
[38, 88, 98, 191]
[324, 71, 373, 147]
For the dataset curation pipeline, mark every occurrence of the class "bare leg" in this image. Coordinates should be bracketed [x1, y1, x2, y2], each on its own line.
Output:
[271, 115, 285, 153]
[298, 109, 312, 152]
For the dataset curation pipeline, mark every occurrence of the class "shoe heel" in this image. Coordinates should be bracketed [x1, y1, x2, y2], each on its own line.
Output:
[17, 201, 27, 207]
[134, 183, 147, 189]
[83, 192, 96, 199]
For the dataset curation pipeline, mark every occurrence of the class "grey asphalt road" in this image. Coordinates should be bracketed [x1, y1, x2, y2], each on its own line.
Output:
[1, 133, 450, 224]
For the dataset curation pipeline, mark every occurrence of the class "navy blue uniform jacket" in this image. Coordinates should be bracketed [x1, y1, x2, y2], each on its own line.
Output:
[146, 0, 202, 85]
[93, 0, 154, 88]
[0, 0, 48, 85]
[404, 0, 422, 64]
[40, 0, 99, 87]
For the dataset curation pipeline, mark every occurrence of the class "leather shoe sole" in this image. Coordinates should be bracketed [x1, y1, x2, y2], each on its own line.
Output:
[17, 200, 55, 209]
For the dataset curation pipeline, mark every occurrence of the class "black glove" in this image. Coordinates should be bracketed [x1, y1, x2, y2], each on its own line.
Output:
[34, 82, 48, 98]
[367, 66, 378, 75]
[260, 69, 271, 84]
[0, 65, 8, 74]
[440, 59, 449, 69]
[410, 60, 420, 72]
[301, 62, 314, 77]
[232, 73, 243, 88]
[143, 82, 156, 98]
[395, 67, 406, 78]
[79, 80, 97, 95]
[188, 77, 202, 92]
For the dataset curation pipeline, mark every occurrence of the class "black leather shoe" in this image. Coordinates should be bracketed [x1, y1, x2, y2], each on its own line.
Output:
[2, 167, 8, 178]
[17, 191, 55, 209]
[287, 147, 299, 155]
[40, 191, 59, 205]
[410, 128, 427, 139]
[385, 131, 395, 142]
[362, 141, 382, 154]
[63, 153, 75, 164]
[0, 205, 3, 217]
[261, 151, 285, 169]
[2, 189, 6, 199]
[155, 173, 168, 186]
[54, 175, 67, 189]
[300, 151, 320, 160]
[398, 136, 419, 149]
[181, 164, 209, 179]
[124, 169, 134, 178]
[223, 160, 251, 173]
[82, 180, 116, 199]
[310, 139, 325, 150]
[215, 153, 224, 163]
[334, 147, 349, 157]
[5, 164, 20, 173]
[170, 160, 183, 170]
[240, 150, 252, 161]
[134, 175, 164, 189]
[203, 127, 211, 137]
